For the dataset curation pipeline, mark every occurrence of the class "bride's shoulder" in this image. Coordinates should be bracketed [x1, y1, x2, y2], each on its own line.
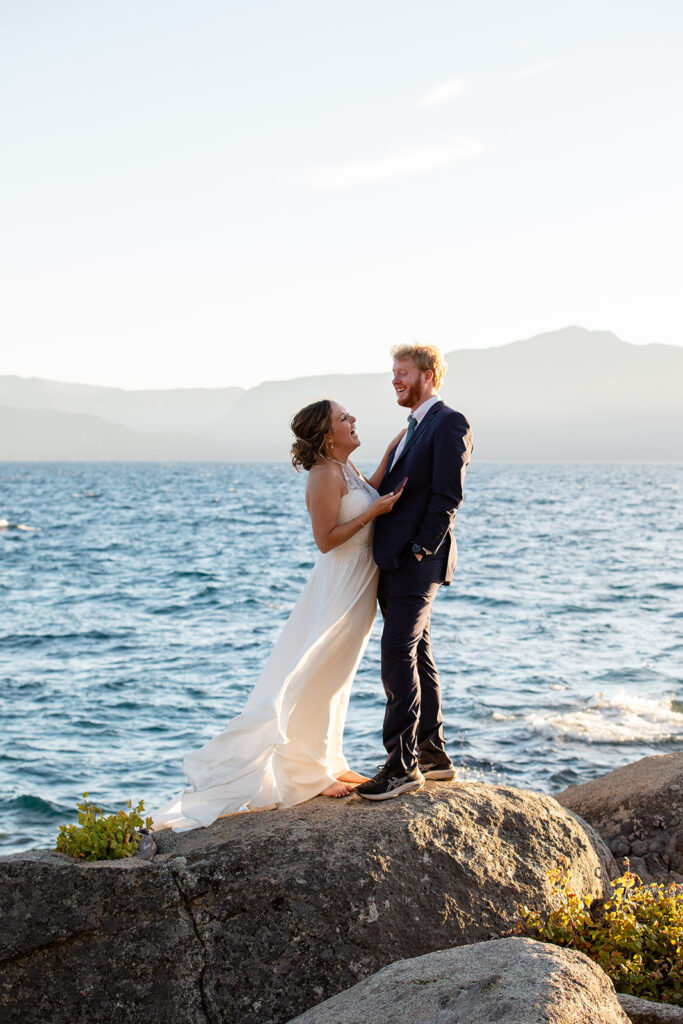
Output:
[306, 462, 342, 492]
[308, 461, 337, 478]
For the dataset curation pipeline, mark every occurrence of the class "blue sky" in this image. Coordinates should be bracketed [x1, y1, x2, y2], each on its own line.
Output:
[2, 0, 682, 388]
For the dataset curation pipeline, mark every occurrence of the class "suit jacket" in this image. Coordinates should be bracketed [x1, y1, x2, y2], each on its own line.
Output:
[372, 401, 473, 585]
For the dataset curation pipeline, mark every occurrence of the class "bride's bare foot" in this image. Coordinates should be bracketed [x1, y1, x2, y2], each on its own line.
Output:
[336, 770, 370, 784]
[321, 781, 353, 798]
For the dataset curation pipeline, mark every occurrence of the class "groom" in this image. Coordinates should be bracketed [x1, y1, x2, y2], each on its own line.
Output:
[356, 344, 473, 800]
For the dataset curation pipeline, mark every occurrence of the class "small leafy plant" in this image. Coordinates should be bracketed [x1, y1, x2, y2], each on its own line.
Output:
[517, 857, 683, 1005]
[56, 792, 153, 861]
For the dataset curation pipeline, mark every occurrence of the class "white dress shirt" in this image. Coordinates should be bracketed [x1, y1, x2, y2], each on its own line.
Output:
[390, 393, 441, 470]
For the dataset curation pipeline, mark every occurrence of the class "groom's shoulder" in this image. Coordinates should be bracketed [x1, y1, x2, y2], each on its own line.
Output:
[435, 401, 471, 432]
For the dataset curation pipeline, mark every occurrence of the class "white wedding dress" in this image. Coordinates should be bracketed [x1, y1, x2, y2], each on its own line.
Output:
[153, 465, 379, 832]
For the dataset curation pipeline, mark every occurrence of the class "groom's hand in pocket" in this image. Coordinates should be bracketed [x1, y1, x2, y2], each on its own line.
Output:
[411, 542, 426, 561]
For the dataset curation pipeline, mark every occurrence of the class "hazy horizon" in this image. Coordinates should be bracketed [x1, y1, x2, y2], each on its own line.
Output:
[2, 327, 681, 462]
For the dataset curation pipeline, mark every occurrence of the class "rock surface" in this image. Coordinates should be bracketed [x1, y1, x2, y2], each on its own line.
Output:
[287, 936, 630, 1024]
[0, 782, 614, 1024]
[618, 994, 683, 1024]
[556, 753, 683, 883]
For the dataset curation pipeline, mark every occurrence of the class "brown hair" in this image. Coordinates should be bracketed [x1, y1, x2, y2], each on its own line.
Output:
[290, 399, 333, 471]
[391, 343, 447, 390]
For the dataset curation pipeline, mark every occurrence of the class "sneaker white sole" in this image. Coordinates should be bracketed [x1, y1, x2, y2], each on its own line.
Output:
[421, 767, 456, 781]
[357, 777, 424, 800]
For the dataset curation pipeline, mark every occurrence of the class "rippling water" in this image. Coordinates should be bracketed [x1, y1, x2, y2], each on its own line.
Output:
[1, 461, 682, 855]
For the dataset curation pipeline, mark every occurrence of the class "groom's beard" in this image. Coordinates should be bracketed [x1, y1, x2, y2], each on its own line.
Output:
[396, 382, 425, 409]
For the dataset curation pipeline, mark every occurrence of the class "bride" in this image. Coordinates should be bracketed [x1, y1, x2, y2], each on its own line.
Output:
[153, 399, 405, 831]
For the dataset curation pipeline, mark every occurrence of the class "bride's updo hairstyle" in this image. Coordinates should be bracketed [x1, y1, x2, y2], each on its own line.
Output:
[290, 399, 334, 471]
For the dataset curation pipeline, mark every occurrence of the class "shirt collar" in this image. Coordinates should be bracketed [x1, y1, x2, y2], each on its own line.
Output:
[410, 394, 440, 425]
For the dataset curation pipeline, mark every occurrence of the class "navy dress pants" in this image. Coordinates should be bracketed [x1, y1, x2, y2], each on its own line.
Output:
[377, 552, 448, 773]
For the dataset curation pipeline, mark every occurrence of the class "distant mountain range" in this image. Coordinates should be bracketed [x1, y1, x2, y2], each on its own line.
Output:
[2, 327, 681, 461]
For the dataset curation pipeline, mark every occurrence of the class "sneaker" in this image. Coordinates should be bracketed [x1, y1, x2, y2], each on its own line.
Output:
[417, 752, 456, 781]
[356, 764, 424, 801]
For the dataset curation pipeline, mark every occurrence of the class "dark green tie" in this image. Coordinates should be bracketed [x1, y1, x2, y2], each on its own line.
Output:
[405, 415, 417, 442]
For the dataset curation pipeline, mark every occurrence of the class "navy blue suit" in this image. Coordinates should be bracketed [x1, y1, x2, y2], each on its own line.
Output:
[372, 401, 473, 772]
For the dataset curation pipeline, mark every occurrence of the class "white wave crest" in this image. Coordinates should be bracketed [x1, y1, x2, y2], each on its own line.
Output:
[527, 690, 683, 744]
[0, 520, 38, 536]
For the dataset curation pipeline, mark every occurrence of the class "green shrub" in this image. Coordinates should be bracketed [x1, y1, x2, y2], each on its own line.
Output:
[517, 857, 683, 1005]
[56, 792, 153, 861]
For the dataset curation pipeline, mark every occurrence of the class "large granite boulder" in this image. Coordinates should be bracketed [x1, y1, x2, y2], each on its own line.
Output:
[0, 782, 614, 1024]
[287, 936, 630, 1024]
[556, 753, 683, 883]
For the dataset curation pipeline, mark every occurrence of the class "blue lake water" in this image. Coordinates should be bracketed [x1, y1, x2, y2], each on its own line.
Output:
[1, 461, 682, 855]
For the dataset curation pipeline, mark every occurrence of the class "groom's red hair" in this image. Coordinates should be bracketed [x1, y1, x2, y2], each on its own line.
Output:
[391, 344, 447, 390]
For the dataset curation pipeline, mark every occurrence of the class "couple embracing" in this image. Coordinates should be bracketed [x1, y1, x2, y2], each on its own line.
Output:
[153, 344, 472, 831]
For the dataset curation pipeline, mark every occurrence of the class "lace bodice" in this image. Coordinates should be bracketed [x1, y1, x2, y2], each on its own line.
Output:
[340, 461, 378, 501]
[332, 463, 378, 554]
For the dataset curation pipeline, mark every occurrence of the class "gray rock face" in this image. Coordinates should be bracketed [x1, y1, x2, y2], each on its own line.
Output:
[0, 783, 614, 1024]
[556, 753, 683, 883]
[618, 994, 683, 1023]
[0, 849, 207, 1023]
[287, 937, 630, 1024]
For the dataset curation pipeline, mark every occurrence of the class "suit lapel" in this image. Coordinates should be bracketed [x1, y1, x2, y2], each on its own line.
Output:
[386, 439, 401, 468]
[383, 401, 444, 481]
